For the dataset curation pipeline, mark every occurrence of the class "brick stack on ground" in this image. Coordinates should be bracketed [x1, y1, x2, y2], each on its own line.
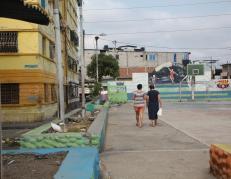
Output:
[210, 144, 231, 179]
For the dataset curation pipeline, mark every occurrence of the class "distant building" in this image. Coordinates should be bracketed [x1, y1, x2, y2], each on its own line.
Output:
[0, 0, 79, 123]
[221, 63, 231, 79]
[84, 45, 190, 79]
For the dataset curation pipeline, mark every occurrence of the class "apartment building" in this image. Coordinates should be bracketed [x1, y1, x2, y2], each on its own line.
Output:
[0, 0, 79, 123]
[60, 0, 79, 112]
[221, 63, 231, 79]
[84, 45, 190, 79]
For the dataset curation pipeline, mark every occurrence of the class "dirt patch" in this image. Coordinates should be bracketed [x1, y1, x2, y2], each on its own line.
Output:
[43, 110, 100, 133]
[2, 138, 20, 150]
[1, 152, 67, 179]
[65, 119, 92, 132]
[43, 119, 93, 133]
[2, 129, 30, 150]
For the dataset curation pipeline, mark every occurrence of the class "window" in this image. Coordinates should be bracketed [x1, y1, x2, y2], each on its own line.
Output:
[41, 0, 46, 8]
[42, 37, 46, 56]
[184, 53, 189, 60]
[173, 53, 177, 63]
[44, 84, 49, 102]
[49, 42, 55, 60]
[0, 32, 18, 53]
[147, 53, 156, 61]
[68, 56, 78, 72]
[1, 84, 19, 104]
[70, 30, 79, 46]
[68, 83, 78, 99]
[51, 84, 57, 102]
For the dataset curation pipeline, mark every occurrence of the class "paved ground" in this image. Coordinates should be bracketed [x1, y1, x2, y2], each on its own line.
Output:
[101, 102, 231, 179]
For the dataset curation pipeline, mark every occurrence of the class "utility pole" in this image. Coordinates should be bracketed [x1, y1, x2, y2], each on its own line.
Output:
[112, 40, 117, 57]
[78, 0, 85, 117]
[95, 36, 99, 82]
[54, 0, 65, 124]
[210, 56, 213, 79]
[0, 84, 2, 179]
[228, 61, 230, 79]
[126, 51, 129, 76]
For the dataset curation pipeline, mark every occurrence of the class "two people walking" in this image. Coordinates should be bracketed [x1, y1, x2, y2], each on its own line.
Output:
[133, 84, 162, 128]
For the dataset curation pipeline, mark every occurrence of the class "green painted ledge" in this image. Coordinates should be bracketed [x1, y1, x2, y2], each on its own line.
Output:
[20, 132, 100, 149]
[20, 106, 109, 149]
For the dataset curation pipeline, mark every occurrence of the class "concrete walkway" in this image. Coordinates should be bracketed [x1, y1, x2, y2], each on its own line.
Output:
[100, 102, 231, 179]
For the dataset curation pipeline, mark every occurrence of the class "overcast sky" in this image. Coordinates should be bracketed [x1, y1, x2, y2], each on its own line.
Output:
[82, 0, 231, 65]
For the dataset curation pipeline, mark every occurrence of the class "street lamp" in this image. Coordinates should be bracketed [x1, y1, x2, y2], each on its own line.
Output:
[95, 36, 99, 82]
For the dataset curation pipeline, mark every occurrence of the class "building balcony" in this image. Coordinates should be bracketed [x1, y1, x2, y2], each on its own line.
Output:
[0, 0, 50, 25]
[24, 0, 47, 10]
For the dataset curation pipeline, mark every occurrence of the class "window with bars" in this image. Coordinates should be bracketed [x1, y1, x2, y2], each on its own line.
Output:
[68, 56, 78, 72]
[70, 30, 79, 46]
[68, 83, 78, 100]
[0, 32, 18, 53]
[1, 84, 19, 104]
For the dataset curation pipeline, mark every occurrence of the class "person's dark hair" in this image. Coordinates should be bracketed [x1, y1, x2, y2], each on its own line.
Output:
[149, 84, 154, 89]
[137, 84, 142, 90]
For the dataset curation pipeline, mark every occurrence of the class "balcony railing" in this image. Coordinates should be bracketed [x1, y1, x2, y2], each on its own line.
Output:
[0, 32, 18, 53]
[23, 0, 47, 10]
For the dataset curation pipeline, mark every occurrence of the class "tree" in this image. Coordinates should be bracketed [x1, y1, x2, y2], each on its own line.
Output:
[87, 53, 119, 81]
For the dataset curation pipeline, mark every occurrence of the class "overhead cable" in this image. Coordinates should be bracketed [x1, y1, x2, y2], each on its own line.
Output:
[84, 0, 231, 11]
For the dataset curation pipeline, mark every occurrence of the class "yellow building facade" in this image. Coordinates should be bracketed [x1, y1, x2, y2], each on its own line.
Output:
[0, 0, 79, 123]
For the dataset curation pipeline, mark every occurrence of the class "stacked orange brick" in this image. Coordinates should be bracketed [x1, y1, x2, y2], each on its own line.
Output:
[210, 144, 231, 179]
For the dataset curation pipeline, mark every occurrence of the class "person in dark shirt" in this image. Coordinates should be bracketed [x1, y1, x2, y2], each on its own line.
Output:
[146, 84, 162, 127]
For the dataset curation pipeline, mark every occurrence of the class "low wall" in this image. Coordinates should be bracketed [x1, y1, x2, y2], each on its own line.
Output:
[20, 107, 109, 150]
[17, 106, 109, 179]
[20, 119, 98, 149]
[87, 108, 109, 152]
[127, 83, 231, 101]
[3, 147, 100, 179]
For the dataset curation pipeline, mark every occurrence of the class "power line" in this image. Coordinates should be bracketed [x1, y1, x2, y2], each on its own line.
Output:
[191, 54, 231, 58]
[99, 37, 231, 50]
[101, 26, 231, 36]
[84, 0, 231, 11]
[84, 13, 231, 24]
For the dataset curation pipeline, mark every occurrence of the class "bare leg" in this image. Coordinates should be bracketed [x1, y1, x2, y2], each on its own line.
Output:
[149, 120, 155, 127]
[139, 109, 145, 127]
[136, 112, 139, 126]
[139, 112, 142, 127]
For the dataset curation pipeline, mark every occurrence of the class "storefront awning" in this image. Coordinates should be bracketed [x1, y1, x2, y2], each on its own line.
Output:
[0, 0, 50, 25]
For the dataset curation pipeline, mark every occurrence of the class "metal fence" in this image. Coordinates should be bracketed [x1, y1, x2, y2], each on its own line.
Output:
[156, 80, 231, 102]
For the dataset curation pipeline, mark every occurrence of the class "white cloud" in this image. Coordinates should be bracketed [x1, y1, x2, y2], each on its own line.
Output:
[83, 0, 231, 63]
